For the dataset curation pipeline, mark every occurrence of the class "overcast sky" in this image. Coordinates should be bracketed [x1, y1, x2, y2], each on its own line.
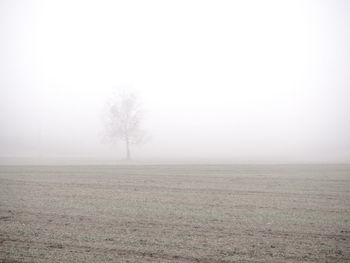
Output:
[1, 0, 349, 163]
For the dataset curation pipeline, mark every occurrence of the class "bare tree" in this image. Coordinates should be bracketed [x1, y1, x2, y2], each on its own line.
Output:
[105, 90, 146, 160]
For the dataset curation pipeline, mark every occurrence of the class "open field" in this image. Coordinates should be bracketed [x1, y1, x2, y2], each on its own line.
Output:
[0, 164, 349, 262]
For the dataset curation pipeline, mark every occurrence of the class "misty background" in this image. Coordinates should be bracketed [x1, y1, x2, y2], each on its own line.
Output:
[0, 0, 349, 163]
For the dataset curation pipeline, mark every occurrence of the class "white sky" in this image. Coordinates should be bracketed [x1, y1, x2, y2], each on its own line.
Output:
[1, 0, 350, 163]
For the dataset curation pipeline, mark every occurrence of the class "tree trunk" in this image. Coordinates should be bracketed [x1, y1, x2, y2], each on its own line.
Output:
[126, 138, 131, 160]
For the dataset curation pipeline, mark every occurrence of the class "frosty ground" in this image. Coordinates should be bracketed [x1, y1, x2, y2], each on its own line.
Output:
[0, 164, 349, 262]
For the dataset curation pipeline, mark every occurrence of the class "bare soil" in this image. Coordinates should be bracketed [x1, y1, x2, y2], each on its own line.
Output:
[0, 164, 349, 262]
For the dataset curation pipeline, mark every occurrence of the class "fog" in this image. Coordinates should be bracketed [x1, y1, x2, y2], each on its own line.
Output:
[1, 0, 349, 164]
